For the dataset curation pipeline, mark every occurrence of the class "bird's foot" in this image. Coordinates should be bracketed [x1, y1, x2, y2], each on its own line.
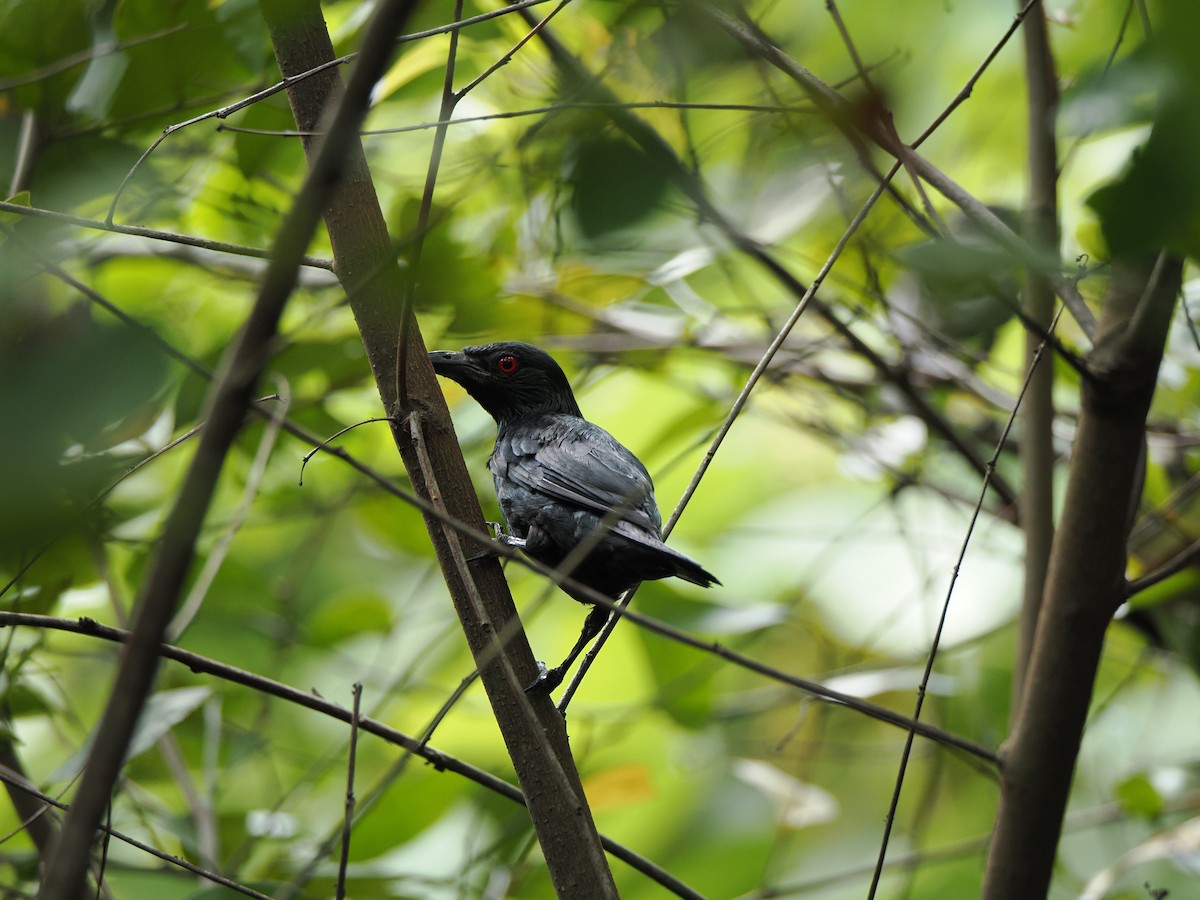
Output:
[467, 523, 526, 562]
[524, 661, 565, 695]
[487, 521, 526, 549]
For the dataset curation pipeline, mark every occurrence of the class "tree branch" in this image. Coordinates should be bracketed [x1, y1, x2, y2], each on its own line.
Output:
[36, 1, 424, 895]
[981, 254, 1183, 899]
[517, 6, 1020, 512]
[0, 611, 702, 900]
[1013, 0, 1060, 706]
[258, 0, 617, 894]
[701, 0, 1098, 341]
[0, 199, 333, 270]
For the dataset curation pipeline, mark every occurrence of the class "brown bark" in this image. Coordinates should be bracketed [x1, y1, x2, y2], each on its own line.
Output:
[1013, 0, 1059, 705]
[37, 4, 430, 896]
[259, 2, 617, 896]
[982, 255, 1182, 898]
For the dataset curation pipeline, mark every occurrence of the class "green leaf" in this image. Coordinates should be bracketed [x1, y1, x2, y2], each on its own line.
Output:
[1088, 2, 1200, 257]
[49, 686, 211, 783]
[1060, 52, 1161, 136]
[568, 135, 670, 237]
[307, 589, 394, 646]
[1113, 773, 1164, 821]
[0, 190, 31, 232]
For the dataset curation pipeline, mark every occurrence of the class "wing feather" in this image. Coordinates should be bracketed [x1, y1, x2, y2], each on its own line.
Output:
[492, 415, 662, 535]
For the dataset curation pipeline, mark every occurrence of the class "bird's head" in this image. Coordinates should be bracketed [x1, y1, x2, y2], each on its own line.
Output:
[429, 341, 583, 424]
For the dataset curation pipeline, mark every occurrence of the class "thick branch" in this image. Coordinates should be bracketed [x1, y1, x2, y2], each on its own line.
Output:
[258, 1, 617, 894]
[36, 3, 424, 896]
[1013, 0, 1059, 704]
[981, 255, 1182, 899]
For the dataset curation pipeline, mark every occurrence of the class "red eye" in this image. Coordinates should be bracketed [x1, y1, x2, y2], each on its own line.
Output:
[497, 355, 520, 374]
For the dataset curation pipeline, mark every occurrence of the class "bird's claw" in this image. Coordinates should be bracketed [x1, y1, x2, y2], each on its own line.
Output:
[487, 521, 527, 549]
[524, 661, 565, 695]
[465, 523, 527, 563]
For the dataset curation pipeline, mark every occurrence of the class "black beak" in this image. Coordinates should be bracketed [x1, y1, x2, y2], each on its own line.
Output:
[429, 350, 476, 385]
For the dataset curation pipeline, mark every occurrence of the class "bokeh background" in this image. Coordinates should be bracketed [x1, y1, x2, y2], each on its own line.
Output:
[2, 0, 1199, 897]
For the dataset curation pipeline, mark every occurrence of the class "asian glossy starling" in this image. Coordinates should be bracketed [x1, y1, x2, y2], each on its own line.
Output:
[430, 341, 719, 692]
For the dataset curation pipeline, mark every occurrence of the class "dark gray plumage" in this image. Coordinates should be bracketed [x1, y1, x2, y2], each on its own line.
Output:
[430, 341, 718, 691]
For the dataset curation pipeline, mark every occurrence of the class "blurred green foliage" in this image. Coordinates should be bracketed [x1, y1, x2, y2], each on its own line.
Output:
[1, 1, 1199, 898]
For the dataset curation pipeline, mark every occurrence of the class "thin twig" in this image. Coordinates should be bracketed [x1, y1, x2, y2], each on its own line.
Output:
[168, 380, 289, 641]
[299, 417, 398, 484]
[455, 0, 574, 101]
[0, 200, 333, 270]
[0, 612, 703, 900]
[824, 0, 944, 229]
[215, 99, 813, 138]
[395, 0, 468, 410]
[94, 803, 112, 900]
[103, 0, 554, 224]
[0, 24, 188, 90]
[1126, 537, 1200, 597]
[0, 768, 268, 899]
[866, 305, 1065, 898]
[335, 683, 363, 900]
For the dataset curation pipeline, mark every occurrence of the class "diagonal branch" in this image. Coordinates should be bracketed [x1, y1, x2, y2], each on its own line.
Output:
[36, 2, 424, 896]
[0, 611, 703, 900]
[258, 0, 617, 893]
[0, 199, 333, 270]
[868, 304, 1064, 897]
[517, 6, 1020, 512]
[703, 0, 1098, 341]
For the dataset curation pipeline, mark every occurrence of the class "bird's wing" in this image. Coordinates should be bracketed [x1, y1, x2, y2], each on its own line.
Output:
[499, 416, 662, 535]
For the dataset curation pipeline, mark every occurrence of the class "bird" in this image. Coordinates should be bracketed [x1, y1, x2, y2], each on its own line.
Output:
[430, 341, 719, 692]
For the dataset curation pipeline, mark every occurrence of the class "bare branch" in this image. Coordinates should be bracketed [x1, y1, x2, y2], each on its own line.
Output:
[0, 200, 333, 270]
[334, 683, 363, 900]
[701, 0, 1098, 341]
[1013, 0, 1061, 707]
[869, 305, 1064, 897]
[982, 255, 1183, 899]
[37, 0, 425, 893]
[259, 0, 616, 893]
[0, 612, 704, 900]
[1127, 538, 1200, 597]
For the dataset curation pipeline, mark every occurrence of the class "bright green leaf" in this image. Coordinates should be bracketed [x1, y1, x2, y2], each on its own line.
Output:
[1113, 773, 1164, 821]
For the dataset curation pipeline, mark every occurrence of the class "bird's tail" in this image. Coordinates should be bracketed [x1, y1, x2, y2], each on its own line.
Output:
[663, 544, 720, 588]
